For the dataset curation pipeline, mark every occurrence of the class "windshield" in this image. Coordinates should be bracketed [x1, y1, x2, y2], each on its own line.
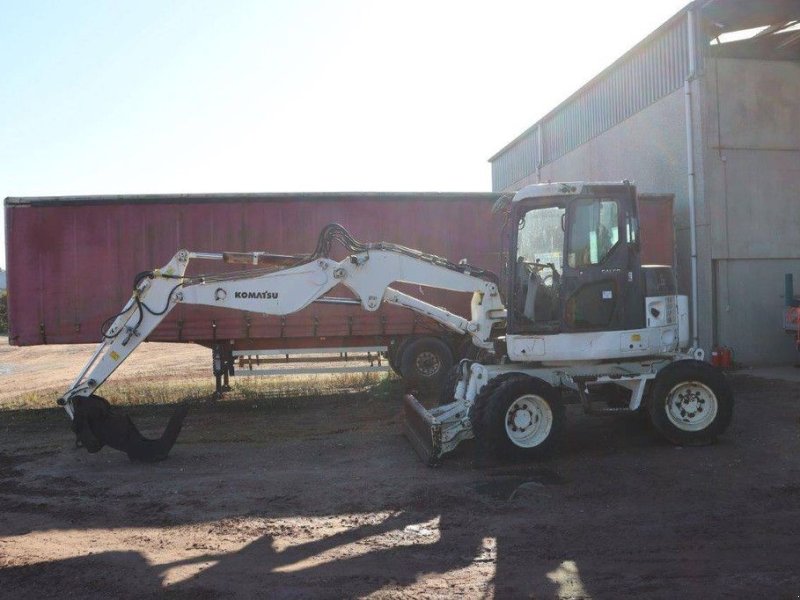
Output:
[516, 206, 565, 276]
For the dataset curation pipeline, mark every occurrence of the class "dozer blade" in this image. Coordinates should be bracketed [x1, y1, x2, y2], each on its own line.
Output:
[402, 393, 443, 466]
[71, 395, 189, 462]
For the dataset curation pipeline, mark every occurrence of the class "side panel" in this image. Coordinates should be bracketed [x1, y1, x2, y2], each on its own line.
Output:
[5, 194, 503, 346]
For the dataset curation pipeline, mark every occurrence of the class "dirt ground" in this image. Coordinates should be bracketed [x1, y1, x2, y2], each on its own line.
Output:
[0, 338, 212, 404]
[1, 342, 800, 598]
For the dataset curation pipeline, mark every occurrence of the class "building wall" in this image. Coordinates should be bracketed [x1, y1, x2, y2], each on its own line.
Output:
[703, 57, 800, 363]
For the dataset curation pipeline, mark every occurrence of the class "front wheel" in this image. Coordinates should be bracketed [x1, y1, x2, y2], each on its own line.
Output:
[474, 376, 565, 461]
[648, 360, 733, 446]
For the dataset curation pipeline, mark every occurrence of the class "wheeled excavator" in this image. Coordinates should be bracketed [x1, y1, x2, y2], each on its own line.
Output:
[58, 182, 733, 464]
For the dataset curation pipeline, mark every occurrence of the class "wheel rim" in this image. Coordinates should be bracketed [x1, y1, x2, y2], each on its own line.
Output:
[415, 351, 442, 378]
[664, 380, 718, 432]
[504, 394, 553, 448]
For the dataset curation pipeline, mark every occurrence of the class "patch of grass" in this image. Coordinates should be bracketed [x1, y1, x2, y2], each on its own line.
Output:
[2, 371, 398, 412]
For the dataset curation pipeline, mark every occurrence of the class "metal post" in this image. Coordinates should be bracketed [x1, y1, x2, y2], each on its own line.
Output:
[684, 9, 700, 350]
[211, 321, 222, 399]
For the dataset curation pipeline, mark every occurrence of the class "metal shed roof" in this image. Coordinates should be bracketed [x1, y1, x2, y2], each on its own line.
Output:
[488, 0, 799, 188]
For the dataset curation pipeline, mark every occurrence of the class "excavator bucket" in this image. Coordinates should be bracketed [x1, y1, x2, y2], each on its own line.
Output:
[71, 395, 189, 462]
[402, 393, 444, 466]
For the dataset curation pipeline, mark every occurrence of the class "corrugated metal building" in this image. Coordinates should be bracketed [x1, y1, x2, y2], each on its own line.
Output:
[489, 0, 800, 364]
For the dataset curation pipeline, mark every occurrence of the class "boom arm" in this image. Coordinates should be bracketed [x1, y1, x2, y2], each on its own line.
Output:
[59, 244, 506, 414]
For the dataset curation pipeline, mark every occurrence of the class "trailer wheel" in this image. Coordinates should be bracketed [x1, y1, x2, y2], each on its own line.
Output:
[385, 343, 403, 377]
[648, 360, 733, 446]
[390, 337, 416, 377]
[400, 336, 454, 390]
[476, 376, 565, 461]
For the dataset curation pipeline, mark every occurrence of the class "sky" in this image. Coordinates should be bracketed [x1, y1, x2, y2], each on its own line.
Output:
[0, 0, 690, 268]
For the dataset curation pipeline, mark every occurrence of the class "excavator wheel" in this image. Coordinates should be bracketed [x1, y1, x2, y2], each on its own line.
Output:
[648, 360, 733, 446]
[71, 395, 189, 462]
[468, 373, 527, 443]
[472, 375, 565, 461]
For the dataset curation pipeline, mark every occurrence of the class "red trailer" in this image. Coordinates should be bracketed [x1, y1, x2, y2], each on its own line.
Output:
[4, 190, 674, 391]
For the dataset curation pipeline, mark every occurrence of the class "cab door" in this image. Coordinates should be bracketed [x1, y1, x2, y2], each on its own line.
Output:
[507, 204, 566, 335]
[560, 195, 641, 332]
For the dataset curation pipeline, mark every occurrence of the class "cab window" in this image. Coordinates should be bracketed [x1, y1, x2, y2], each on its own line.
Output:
[516, 206, 565, 278]
[567, 199, 619, 268]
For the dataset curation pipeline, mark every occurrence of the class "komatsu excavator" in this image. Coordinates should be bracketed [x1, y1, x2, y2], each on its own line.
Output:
[58, 182, 733, 464]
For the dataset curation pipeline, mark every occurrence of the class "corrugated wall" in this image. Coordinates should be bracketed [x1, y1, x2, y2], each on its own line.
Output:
[491, 12, 695, 192]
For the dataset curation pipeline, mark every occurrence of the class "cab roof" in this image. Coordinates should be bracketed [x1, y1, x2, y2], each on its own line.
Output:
[511, 181, 635, 203]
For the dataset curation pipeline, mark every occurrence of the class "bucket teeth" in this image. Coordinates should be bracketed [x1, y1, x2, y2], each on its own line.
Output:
[71, 395, 189, 462]
[402, 394, 443, 467]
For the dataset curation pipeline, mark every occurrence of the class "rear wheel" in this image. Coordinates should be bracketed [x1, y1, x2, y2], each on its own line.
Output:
[400, 336, 454, 390]
[648, 360, 733, 446]
[473, 376, 565, 461]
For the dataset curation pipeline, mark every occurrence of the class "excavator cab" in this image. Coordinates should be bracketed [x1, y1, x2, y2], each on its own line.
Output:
[507, 182, 648, 338]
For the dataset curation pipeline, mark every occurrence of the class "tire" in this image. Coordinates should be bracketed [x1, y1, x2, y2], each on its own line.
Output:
[385, 343, 402, 377]
[390, 337, 416, 378]
[648, 360, 733, 446]
[467, 373, 525, 441]
[438, 365, 461, 406]
[399, 336, 454, 390]
[473, 376, 565, 461]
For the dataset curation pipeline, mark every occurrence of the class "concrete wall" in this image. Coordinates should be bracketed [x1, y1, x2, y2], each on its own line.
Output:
[703, 58, 800, 363]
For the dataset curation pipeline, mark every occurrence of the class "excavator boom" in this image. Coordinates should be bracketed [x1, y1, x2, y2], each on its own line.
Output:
[59, 224, 505, 462]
